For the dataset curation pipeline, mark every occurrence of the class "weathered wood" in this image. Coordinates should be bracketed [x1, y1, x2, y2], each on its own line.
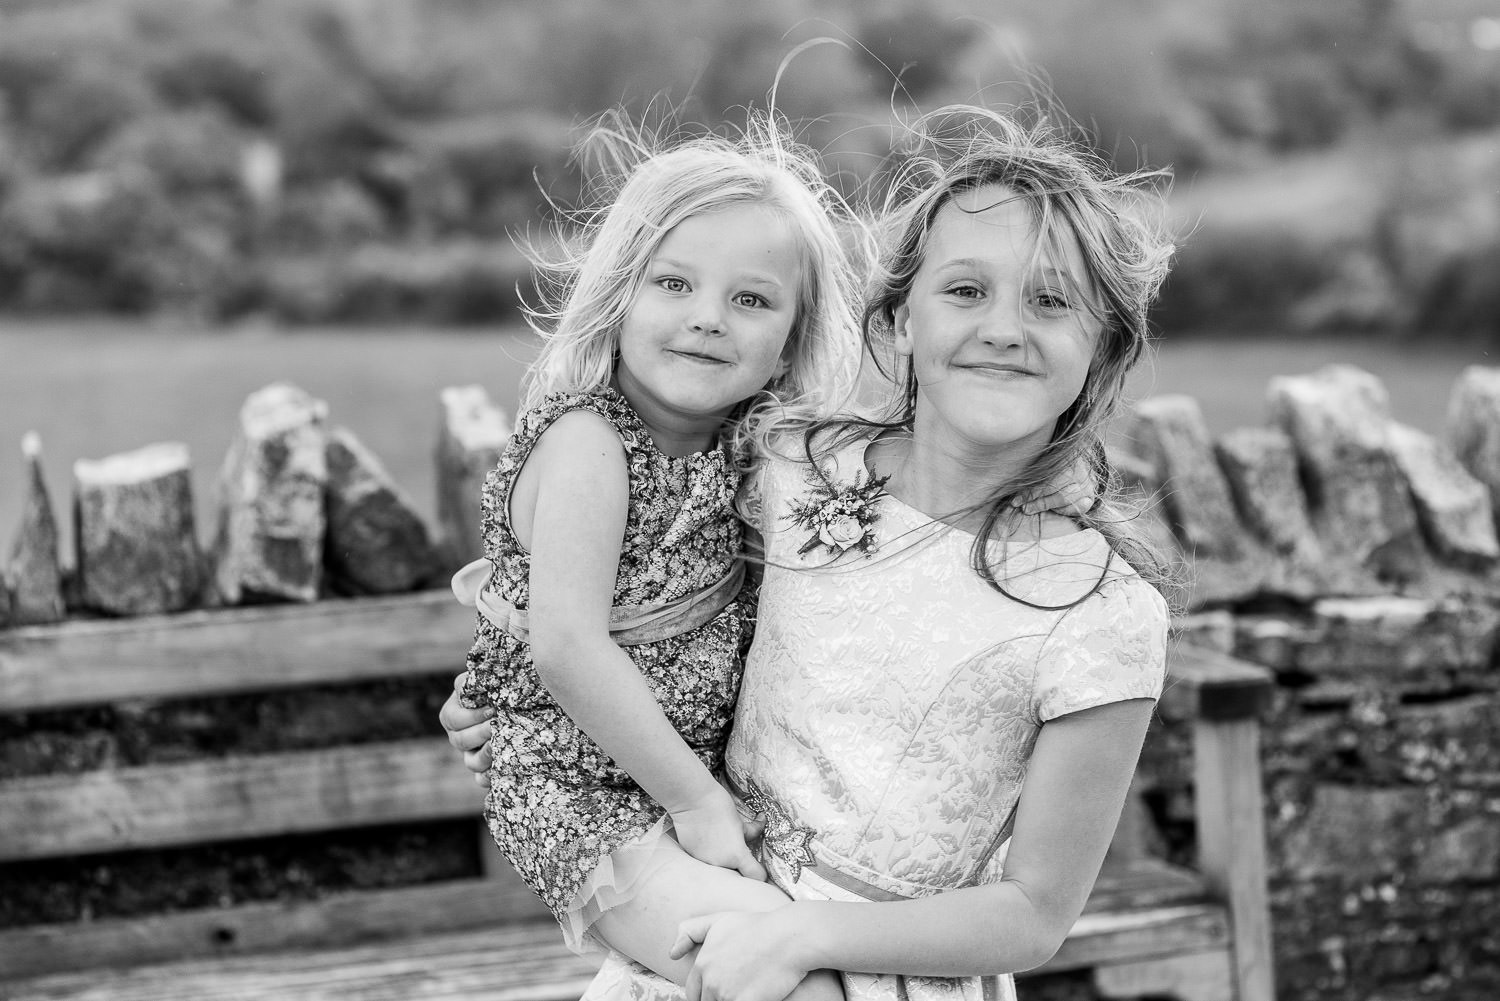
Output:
[1163, 643, 1275, 722]
[1092, 950, 1234, 1001]
[0, 877, 550, 980]
[1086, 857, 1211, 915]
[0, 591, 471, 711]
[0, 903, 1229, 1000]
[0, 739, 483, 861]
[1034, 903, 1231, 973]
[1194, 716, 1277, 1001]
[0, 924, 600, 1001]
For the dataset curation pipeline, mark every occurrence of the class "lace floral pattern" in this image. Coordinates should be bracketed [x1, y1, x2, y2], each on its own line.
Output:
[459, 389, 753, 932]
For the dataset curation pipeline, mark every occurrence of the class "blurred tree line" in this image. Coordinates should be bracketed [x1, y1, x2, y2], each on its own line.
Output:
[0, 0, 1495, 334]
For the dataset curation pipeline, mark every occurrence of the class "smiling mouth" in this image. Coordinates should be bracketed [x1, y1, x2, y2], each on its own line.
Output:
[671, 350, 730, 365]
[960, 363, 1038, 377]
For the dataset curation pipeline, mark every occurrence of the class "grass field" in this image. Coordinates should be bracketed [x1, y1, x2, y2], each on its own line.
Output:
[2, 320, 1494, 557]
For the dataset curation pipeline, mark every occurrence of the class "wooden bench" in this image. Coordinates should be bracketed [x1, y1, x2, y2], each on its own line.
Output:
[0, 593, 1275, 1001]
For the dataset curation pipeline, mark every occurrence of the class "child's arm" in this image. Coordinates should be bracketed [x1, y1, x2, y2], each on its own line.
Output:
[669, 698, 1154, 997]
[522, 411, 763, 880]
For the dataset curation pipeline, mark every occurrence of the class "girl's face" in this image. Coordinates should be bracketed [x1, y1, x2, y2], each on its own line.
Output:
[616, 203, 802, 432]
[893, 184, 1102, 460]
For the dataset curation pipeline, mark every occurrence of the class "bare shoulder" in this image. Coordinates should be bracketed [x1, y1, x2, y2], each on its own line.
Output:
[529, 408, 628, 470]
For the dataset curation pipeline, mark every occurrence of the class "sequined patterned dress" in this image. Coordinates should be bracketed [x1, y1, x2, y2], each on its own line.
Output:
[458, 389, 752, 952]
[583, 432, 1168, 1000]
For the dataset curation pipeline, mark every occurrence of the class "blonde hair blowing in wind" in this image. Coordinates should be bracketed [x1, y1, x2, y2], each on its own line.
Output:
[842, 105, 1179, 601]
[518, 109, 868, 467]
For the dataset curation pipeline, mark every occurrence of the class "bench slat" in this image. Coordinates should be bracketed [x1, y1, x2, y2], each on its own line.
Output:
[0, 739, 480, 860]
[0, 592, 472, 711]
[0, 877, 550, 981]
[0, 901, 1230, 1001]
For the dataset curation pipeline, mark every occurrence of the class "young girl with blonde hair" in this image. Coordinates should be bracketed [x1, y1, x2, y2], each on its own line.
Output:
[449, 112, 863, 999]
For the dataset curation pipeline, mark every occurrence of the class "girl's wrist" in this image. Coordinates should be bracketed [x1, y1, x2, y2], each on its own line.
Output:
[780, 901, 834, 973]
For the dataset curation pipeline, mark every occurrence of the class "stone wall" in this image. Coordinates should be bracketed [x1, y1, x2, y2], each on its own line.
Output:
[1124, 363, 1500, 1001]
[5, 365, 1500, 1000]
[0, 381, 512, 625]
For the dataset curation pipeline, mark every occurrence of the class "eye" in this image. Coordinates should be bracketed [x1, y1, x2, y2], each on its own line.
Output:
[656, 276, 689, 293]
[943, 282, 984, 300]
[733, 291, 770, 309]
[1033, 288, 1078, 313]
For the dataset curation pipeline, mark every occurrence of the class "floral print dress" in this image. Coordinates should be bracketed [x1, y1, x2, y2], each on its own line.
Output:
[459, 388, 753, 953]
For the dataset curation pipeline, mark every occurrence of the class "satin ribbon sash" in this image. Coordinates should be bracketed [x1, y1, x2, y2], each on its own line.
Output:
[451, 557, 746, 647]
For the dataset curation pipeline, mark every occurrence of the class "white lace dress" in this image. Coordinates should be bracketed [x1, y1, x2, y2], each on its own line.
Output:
[584, 433, 1168, 1000]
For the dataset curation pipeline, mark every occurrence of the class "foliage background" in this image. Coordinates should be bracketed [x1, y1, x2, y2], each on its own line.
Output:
[0, 0, 1497, 337]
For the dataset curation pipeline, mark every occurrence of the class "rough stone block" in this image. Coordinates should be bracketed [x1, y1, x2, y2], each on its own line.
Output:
[1172, 609, 1236, 653]
[1387, 421, 1500, 569]
[6, 432, 66, 625]
[1281, 784, 1426, 881]
[324, 426, 440, 595]
[73, 442, 203, 616]
[1268, 365, 1427, 594]
[210, 383, 327, 605]
[435, 385, 512, 567]
[1214, 426, 1330, 600]
[1302, 596, 1500, 676]
[1125, 396, 1271, 607]
[1414, 817, 1500, 884]
[1448, 365, 1500, 503]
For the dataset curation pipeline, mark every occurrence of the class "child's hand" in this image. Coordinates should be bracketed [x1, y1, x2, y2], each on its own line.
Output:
[1015, 454, 1097, 517]
[670, 908, 811, 1001]
[439, 672, 496, 787]
[671, 795, 768, 882]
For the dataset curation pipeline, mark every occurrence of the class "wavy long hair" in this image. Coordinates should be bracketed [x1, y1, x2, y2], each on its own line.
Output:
[806, 106, 1178, 602]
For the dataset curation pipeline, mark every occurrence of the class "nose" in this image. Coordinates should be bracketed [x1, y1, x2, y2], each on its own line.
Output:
[689, 301, 726, 335]
[976, 300, 1027, 350]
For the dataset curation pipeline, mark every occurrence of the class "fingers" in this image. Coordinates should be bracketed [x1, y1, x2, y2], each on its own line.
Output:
[668, 916, 707, 960]
[451, 670, 467, 694]
[734, 849, 767, 883]
[740, 816, 765, 843]
[685, 961, 703, 1001]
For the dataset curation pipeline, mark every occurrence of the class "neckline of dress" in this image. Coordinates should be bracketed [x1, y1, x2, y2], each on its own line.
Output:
[855, 432, 1097, 555]
[598, 386, 728, 464]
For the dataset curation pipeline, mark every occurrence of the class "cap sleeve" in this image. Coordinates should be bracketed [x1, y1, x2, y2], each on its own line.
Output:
[1033, 577, 1168, 722]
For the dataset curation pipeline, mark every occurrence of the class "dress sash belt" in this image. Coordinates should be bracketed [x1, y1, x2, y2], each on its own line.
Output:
[451, 557, 746, 646]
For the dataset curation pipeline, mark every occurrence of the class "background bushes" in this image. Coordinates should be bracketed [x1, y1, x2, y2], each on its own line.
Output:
[0, 0, 1496, 337]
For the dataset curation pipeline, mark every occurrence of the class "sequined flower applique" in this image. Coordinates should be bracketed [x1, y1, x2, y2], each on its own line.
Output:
[742, 782, 817, 882]
[785, 469, 889, 559]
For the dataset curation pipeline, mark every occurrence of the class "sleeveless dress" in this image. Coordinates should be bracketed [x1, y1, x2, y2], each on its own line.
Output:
[457, 388, 753, 953]
[584, 431, 1168, 1000]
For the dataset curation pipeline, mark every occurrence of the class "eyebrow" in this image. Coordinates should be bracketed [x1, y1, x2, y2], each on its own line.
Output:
[651, 257, 787, 289]
[931, 258, 1086, 285]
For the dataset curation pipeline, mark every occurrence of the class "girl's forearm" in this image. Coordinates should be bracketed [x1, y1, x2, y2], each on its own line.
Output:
[533, 639, 722, 813]
[783, 883, 1067, 978]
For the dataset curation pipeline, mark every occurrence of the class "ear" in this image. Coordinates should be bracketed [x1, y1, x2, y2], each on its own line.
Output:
[772, 336, 796, 380]
[892, 303, 914, 358]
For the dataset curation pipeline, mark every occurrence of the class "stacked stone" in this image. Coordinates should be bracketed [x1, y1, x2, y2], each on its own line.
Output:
[1124, 363, 1500, 609]
[434, 385, 513, 570]
[1129, 363, 1500, 1001]
[0, 381, 485, 627]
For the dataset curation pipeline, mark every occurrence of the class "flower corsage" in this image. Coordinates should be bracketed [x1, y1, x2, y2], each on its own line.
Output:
[785, 469, 890, 559]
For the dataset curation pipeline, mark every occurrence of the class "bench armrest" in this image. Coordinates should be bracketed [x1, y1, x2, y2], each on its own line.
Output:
[1166, 643, 1277, 1001]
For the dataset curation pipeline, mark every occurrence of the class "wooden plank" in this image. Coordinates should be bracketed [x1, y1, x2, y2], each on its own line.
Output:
[1162, 644, 1275, 722]
[1036, 903, 1231, 973]
[1194, 716, 1277, 1001]
[0, 591, 473, 711]
[2, 905, 1228, 1001]
[0, 877, 551, 981]
[1085, 857, 1210, 915]
[1093, 950, 1234, 1001]
[0, 924, 601, 1001]
[0, 739, 486, 861]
